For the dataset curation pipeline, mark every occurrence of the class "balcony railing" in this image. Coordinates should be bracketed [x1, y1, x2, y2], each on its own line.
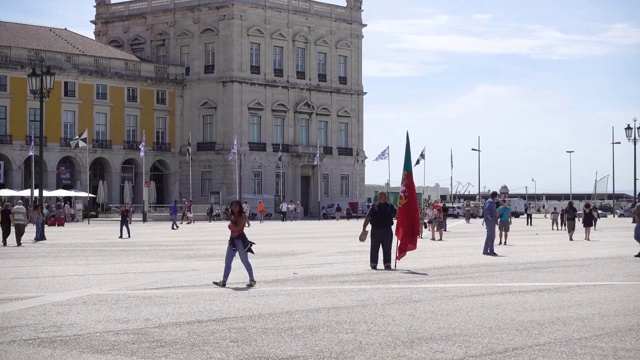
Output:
[250, 65, 260, 75]
[296, 71, 306, 80]
[337, 147, 353, 156]
[272, 143, 290, 153]
[93, 139, 112, 149]
[0, 134, 12, 145]
[96, 92, 108, 100]
[64, 89, 76, 97]
[318, 74, 327, 83]
[248, 142, 267, 152]
[339, 76, 348, 85]
[197, 142, 217, 151]
[126, 95, 138, 103]
[60, 137, 74, 147]
[25, 135, 46, 146]
[204, 65, 215, 74]
[274, 68, 283, 77]
[123, 140, 142, 150]
[322, 146, 333, 155]
[153, 142, 171, 152]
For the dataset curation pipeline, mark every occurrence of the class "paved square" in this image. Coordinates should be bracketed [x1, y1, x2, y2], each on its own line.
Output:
[0, 216, 639, 359]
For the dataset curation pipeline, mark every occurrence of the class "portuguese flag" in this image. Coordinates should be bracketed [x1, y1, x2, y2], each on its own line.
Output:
[395, 132, 421, 261]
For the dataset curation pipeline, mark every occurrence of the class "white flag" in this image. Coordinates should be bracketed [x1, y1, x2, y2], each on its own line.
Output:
[139, 130, 146, 158]
[228, 136, 237, 161]
[71, 129, 88, 149]
[314, 142, 320, 165]
[186, 132, 192, 160]
[28, 133, 34, 156]
[374, 146, 389, 162]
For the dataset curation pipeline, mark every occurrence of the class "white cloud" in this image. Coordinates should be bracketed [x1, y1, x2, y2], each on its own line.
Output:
[363, 12, 640, 77]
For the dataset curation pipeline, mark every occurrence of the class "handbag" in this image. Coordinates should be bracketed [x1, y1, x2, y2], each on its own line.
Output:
[359, 229, 368, 242]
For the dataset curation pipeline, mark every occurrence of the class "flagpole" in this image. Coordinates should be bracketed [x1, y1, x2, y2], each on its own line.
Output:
[422, 147, 426, 206]
[387, 147, 391, 192]
[188, 132, 192, 201]
[30, 128, 34, 211]
[450, 149, 454, 204]
[87, 136, 90, 225]
[317, 140, 321, 221]
[235, 138, 239, 200]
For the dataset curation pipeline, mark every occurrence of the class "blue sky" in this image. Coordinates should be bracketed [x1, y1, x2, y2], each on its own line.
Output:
[3, 0, 640, 195]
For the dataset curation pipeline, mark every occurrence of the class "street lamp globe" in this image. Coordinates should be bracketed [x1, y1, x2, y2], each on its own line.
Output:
[27, 67, 40, 98]
[42, 66, 56, 96]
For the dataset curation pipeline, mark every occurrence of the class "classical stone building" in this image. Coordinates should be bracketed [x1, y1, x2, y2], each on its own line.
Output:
[93, 0, 366, 216]
[0, 21, 183, 207]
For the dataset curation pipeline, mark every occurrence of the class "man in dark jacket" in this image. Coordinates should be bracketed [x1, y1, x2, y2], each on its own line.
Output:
[362, 192, 397, 270]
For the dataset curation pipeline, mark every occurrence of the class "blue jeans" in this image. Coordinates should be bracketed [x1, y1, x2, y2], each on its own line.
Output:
[171, 214, 178, 229]
[34, 219, 42, 240]
[634, 224, 640, 245]
[483, 221, 496, 254]
[222, 238, 255, 282]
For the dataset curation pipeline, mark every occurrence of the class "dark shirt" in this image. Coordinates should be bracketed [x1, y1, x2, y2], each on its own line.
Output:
[565, 206, 578, 221]
[0, 208, 11, 226]
[366, 202, 397, 230]
[121, 209, 130, 222]
[442, 204, 449, 217]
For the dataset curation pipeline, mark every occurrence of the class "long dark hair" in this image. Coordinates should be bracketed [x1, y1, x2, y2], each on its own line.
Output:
[229, 200, 243, 218]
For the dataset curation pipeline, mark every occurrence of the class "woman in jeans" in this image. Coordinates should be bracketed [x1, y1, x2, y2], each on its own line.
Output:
[33, 206, 43, 241]
[213, 200, 256, 288]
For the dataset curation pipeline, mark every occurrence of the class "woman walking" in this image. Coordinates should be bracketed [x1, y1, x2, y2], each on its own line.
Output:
[560, 208, 566, 230]
[434, 207, 444, 241]
[33, 206, 43, 242]
[581, 202, 595, 241]
[213, 200, 256, 288]
[592, 205, 600, 230]
[425, 204, 436, 240]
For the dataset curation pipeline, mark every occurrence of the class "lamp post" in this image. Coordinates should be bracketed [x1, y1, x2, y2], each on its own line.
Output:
[566, 151, 575, 201]
[531, 178, 537, 211]
[471, 136, 481, 202]
[27, 58, 55, 241]
[624, 118, 639, 223]
[612, 126, 621, 217]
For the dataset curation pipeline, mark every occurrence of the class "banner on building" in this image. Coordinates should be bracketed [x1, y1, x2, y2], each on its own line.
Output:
[0, 161, 4, 184]
[121, 165, 135, 185]
[56, 163, 75, 188]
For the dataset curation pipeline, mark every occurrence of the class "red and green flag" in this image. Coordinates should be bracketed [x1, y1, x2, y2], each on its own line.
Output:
[395, 132, 421, 261]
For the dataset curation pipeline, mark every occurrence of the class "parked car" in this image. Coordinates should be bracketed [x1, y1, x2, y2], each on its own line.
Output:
[616, 208, 634, 218]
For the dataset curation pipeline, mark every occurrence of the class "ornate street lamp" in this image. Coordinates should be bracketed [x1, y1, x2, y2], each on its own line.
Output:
[26, 58, 55, 241]
[624, 118, 639, 204]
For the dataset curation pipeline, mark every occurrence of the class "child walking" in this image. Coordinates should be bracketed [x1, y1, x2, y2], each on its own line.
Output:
[213, 200, 256, 288]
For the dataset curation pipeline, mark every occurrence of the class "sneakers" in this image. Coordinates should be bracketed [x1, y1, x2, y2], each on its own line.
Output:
[635, 252, 640, 258]
[212, 281, 226, 288]
[247, 280, 256, 288]
[370, 265, 377, 270]
[384, 265, 392, 270]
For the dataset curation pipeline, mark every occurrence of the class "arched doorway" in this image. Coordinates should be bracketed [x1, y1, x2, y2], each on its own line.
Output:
[121, 158, 142, 205]
[22, 155, 48, 190]
[150, 159, 170, 205]
[0, 153, 13, 190]
[56, 156, 80, 190]
[89, 157, 112, 208]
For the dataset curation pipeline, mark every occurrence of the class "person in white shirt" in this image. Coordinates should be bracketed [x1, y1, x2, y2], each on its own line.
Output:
[279, 201, 288, 222]
[296, 202, 303, 220]
[242, 201, 251, 227]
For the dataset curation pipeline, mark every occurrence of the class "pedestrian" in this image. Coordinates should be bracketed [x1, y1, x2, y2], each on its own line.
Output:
[296, 202, 304, 220]
[335, 204, 342, 221]
[279, 201, 288, 222]
[434, 207, 444, 241]
[257, 201, 265, 223]
[441, 203, 449, 232]
[362, 191, 397, 270]
[592, 205, 599, 230]
[170, 200, 180, 230]
[581, 202, 595, 241]
[419, 207, 426, 239]
[64, 202, 71, 222]
[525, 202, 533, 226]
[565, 201, 579, 241]
[560, 208, 566, 230]
[119, 205, 131, 239]
[207, 204, 214, 222]
[212, 200, 256, 288]
[426, 204, 436, 241]
[33, 205, 44, 242]
[128, 203, 133, 225]
[345, 206, 353, 220]
[287, 200, 295, 221]
[242, 201, 251, 227]
[550, 207, 560, 230]
[631, 198, 640, 257]
[10, 200, 28, 247]
[1, 202, 12, 246]
[180, 199, 187, 224]
[187, 200, 195, 224]
[482, 191, 499, 256]
[498, 199, 511, 245]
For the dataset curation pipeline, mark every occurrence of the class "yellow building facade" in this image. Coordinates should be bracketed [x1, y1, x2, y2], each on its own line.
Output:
[0, 22, 183, 206]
